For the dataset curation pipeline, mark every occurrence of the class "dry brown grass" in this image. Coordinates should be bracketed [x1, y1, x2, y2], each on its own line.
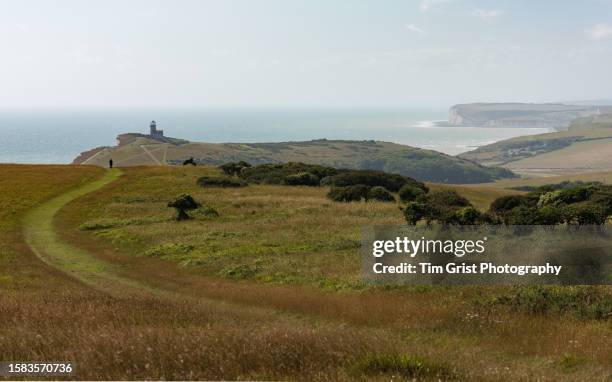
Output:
[1, 290, 414, 381]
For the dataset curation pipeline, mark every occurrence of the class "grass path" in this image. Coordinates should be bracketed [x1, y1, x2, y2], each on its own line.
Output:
[22, 169, 152, 296]
[20, 168, 304, 316]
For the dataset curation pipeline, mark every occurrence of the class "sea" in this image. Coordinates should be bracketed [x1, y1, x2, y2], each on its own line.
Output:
[0, 108, 551, 164]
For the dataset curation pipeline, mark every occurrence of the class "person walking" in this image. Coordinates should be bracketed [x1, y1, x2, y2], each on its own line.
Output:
[109, 158, 113, 169]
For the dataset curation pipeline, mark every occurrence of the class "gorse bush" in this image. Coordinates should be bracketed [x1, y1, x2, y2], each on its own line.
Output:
[232, 162, 427, 193]
[283, 172, 320, 186]
[489, 184, 612, 225]
[367, 186, 395, 202]
[398, 184, 425, 202]
[448, 206, 482, 225]
[403, 201, 428, 225]
[197, 176, 248, 188]
[427, 189, 470, 208]
[327, 185, 370, 202]
[239, 162, 338, 185]
[564, 203, 607, 225]
[323, 170, 425, 192]
[401, 189, 484, 226]
[182, 157, 196, 166]
[168, 194, 200, 221]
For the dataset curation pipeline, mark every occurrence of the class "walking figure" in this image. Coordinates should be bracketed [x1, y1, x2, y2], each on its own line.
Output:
[109, 158, 113, 169]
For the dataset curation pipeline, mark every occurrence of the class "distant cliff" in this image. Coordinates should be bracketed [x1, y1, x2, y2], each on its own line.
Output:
[449, 103, 598, 129]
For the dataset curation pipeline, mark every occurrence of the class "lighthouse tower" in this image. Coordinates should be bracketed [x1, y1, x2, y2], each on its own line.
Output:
[149, 120, 164, 137]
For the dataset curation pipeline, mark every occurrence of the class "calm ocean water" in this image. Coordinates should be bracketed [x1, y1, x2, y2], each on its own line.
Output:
[0, 108, 550, 164]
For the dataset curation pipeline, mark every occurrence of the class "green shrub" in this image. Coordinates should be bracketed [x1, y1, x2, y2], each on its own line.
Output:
[327, 185, 370, 202]
[403, 201, 428, 225]
[489, 195, 537, 222]
[423, 189, 472, 225]
[427, 189, 470, 208]
[564, 203, 607, 225]
[283, 172, 320, 186]
[449, 206, 482, 225]
[182, 157, 196, 166]
[502, 206, 538, 225]
[168, 194, 200, 221]
[398, 184, 425, 202]
[537, 205, 563, 225]
[197, 176, 247, 188]
[323, 170, 424, 192]
[367, 186, 395, 202]
[556, 185, 598, 204]
[240, 162, 338, 184]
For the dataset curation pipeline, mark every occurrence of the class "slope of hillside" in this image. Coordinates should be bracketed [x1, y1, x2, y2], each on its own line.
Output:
[73, 135, 515, 184]
[459, 112, 612, 177]
[448, 103, 598, 129]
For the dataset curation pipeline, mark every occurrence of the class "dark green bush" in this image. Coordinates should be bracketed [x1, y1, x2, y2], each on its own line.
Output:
[448, 206, 482, 225]
[489, 183, 611, 226]
[240, 162, 337, 185]
[398, 184, 425, 202]
[556, 185, 598, 204]
[403, 201, 428, 225]
[503, 205, 540, 225]
[537, 205, 563, 225]
[402, 189, 483, 225]
[327, 185, 370, 202]
[564, 203, 607, 225]
[283, 172, 320, 186]
[168, 194, 200, 221]
[427, 189, 470, 208]
[323, 170, 424, 192]
[197, 176, 248, 188]
[182, 157, 196, 166]
[489, 195, 537, 222]
[367, 186, 395, 202]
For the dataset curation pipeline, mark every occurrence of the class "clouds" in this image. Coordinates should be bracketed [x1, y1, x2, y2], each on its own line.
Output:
[405, 23, 426, 36]
[472, 9, 505, 23]
[419, 1, 506, 23]
[420, 0, 452, 12]
[585, 23, 612, 40]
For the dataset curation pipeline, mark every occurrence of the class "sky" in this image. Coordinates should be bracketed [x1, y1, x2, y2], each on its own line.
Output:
[1, 0, 612, 109]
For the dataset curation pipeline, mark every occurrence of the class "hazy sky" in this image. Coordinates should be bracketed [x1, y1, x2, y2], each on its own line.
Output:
[1, 0, 612, 108]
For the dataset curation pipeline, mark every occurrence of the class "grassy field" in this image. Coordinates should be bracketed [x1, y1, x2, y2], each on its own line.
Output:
[1, 164, 611, 380]
[458, 115, 612, 177]
[58, 166, 522, 289]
